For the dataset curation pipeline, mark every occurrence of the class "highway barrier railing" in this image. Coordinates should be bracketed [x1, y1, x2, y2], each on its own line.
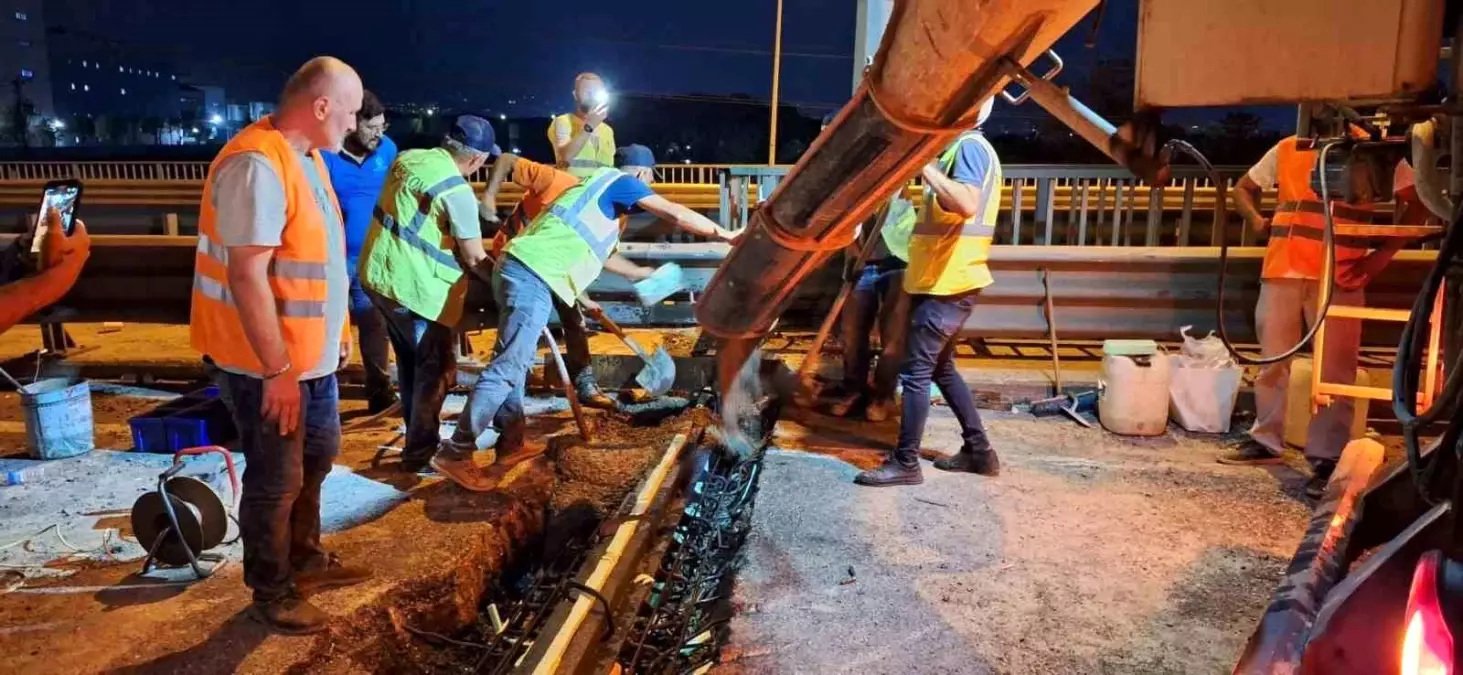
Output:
[57, 236, 1433, 347]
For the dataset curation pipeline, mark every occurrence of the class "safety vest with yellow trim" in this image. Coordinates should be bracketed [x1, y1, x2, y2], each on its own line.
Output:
[548, 114, 616, 179]
[905, 131, 1002, 295]
[1263, 135, 1386, 282]
[358, 148, 476, 326]
[879, 196, 915, 263]
[190, 117, 345, 375]
[506, 168, 625, 304]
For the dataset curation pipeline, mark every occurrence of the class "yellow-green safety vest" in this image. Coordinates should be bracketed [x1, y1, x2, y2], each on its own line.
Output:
[549, 114, 616, 179]
[905, 131, 1002, 296]
[506, 168, 625, 304]
[358, 148, 475, 326]
[880, 196, 915, 263]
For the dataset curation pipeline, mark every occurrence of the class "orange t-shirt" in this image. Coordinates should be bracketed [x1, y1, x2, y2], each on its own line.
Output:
[515, 158, 579, 220]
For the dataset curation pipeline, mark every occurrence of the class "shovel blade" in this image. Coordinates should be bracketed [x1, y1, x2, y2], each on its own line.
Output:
[634, 346, 677, 397]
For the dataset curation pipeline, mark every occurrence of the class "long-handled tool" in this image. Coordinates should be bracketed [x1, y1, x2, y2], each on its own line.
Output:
[583, 305, 676, 397]
[794, 203, 893, 406]
[541, 328, 592, 442]
[1037, 269, 1092, 428]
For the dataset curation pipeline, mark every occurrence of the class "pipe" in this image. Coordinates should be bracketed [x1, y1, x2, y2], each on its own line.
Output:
[694, 0, 1101, 388]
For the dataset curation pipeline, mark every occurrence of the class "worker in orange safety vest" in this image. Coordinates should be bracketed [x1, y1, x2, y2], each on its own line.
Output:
[1219, 124, 1409, 501]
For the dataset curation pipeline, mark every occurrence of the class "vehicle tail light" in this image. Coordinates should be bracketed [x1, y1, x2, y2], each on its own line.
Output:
[1403, 550, 1455, 675]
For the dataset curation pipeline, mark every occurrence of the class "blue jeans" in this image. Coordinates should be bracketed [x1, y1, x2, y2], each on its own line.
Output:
[215, 371, 340, 602]
[894, 292, 989, 467]
[368, 289, 457, 466]
[448, 256, 551, 457]
[841, 261, 910, 401]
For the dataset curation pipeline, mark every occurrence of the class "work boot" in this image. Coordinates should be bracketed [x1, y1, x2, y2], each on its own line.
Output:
[853, 457, 923, 487]
[575, 373, 616, 410]
[294, 553, 373, 595]
[934, 447, 1000, 476]
[826, 388, 863, 418]
[248, 592, 328, 635]
[1217, 440, 1284, 466]
[1305, 460, 1337, 500]
[864, 398, 895, 423]
[366, 392, 399, 416]
[430, 453, 497, 492]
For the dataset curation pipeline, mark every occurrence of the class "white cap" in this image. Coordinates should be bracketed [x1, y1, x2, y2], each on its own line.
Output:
[975, 97, 994, 129]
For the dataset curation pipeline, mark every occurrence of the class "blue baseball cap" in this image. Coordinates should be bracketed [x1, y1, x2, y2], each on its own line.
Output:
[449, 114, 500, 155]
[615, 144, 655, 168]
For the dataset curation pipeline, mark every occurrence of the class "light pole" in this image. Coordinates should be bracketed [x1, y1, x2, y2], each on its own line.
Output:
[767, 0, 784, 165]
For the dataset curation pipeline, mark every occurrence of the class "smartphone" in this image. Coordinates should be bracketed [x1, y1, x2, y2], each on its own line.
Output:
[29, 179, 82, 255]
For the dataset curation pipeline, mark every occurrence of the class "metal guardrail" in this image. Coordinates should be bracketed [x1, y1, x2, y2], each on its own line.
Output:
[56, 236, 1435, 346]
[0, 160, 742, 185]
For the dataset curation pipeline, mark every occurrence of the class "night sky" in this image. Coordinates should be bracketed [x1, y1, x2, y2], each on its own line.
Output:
[49, 0, 1294, 129]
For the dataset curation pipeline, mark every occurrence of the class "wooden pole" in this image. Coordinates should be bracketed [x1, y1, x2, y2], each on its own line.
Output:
[768, 0, 784, 165]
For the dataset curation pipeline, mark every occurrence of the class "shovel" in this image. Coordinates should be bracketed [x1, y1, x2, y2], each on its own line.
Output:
[583, 306, 676, 397]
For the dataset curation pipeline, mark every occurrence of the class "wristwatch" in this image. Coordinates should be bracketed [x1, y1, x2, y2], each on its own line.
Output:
[583, 123, 594, 134]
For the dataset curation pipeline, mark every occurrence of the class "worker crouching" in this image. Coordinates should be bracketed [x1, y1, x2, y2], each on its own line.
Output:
[357, 115, 498, 480]
[1219, 126, 1407, 499]
[856, 99, 1001, 487]
[441, 144, 739, 492]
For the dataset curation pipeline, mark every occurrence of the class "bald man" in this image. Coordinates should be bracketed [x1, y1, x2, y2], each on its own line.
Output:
[191, 56, 370, 634]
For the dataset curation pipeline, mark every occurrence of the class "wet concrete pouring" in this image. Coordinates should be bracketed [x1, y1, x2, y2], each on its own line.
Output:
[0, 328, 1322, 674]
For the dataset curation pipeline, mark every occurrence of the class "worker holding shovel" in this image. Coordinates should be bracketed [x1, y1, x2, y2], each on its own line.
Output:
[442, 145, 740, 491]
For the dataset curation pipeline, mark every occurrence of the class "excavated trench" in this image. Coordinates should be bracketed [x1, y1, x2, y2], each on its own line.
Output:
[344, 354, 788, 674]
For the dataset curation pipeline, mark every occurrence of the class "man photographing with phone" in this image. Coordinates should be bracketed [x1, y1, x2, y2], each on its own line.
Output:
[549, 73, 615, 179]
[0, 209, 90, 335]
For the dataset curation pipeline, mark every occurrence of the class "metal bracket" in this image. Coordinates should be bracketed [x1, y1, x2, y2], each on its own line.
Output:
[999, 50, 1064, 106]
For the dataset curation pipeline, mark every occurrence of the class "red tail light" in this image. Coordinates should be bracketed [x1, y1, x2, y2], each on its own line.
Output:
[1403, 550, 1455, 675]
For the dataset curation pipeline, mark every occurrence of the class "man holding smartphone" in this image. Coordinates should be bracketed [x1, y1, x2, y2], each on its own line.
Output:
[548, 73, 615, 179]
[0, 210, 90, 335]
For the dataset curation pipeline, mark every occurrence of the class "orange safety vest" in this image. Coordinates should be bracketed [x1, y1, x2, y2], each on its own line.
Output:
[1263, 135, 1387, 284]
[190, 117, 345, 375]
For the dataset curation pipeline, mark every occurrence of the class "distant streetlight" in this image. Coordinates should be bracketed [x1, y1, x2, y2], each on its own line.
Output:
[209, 114, 223, 125]
[49, 119, 64, 131]
[425, 107, 436, 117]
[499, 113, 506, 121]
[511, 146, 521, 154]
[191, 127, 199, 134]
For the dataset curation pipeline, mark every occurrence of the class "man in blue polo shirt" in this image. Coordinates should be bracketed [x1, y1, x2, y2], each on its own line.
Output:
[323, 90, 399, 413]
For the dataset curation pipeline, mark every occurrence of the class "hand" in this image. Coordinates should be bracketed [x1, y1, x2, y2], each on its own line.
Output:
[579, 297, 604, 317]
[482, 211, 501, 226]
[337, 340, 352, 372]
[586, 104, 609, 128]
[1248, 217, 1271, 234]
[261, 369, 302, 437]
[41, 212, 90, 273]
[920, 161, 942, 182]
[714, 227, 742, 244]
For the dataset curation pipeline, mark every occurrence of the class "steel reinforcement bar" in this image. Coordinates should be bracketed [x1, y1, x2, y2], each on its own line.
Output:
[53, 237, 1435, 346]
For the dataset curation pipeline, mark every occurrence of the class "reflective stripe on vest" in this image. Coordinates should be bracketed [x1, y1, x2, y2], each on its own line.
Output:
[373, 174, 469, 273]
[1267, 225, 1382, 250]
[194, 233, 329, 317]
[569, 158, 607, 170]
[1274, 200, 1389, 225]
[547, 170, 623, 261]
[193, 275, 327, 318]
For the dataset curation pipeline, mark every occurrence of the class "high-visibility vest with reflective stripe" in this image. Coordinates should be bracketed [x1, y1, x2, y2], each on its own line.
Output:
[905, 131, 1002, 295]
[358, 148, 474, 326]
[506, 168, 625, 304]
[191, 117, 343, 375]
[880, 196, 915, 264]
[1263, 135, 1383, 283]
[548, 114, 615, 179]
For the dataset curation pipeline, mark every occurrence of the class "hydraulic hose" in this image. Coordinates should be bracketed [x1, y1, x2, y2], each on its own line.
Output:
[1392, 199, 1463, 504]
[1194, 139, 1344, 365]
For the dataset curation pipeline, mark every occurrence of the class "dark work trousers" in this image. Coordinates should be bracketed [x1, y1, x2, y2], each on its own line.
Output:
[893, 291, 990, 467]
[368, 289, 457, 467]
[841, 260, 910, 402]
[551, 294, 593, 386]
[349, 276, 394, 405]
[215, 370, 340, 602]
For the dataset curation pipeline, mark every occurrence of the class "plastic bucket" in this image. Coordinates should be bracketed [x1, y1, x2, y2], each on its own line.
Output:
[20, 378, 94, 460]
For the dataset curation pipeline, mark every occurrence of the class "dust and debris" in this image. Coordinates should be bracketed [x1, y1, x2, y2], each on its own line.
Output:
[549, 416, 686, 517]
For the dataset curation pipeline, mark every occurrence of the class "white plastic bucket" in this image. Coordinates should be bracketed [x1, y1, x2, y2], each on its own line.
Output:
[1099, 341, 1172, 437]
[21, 378, 94, 460]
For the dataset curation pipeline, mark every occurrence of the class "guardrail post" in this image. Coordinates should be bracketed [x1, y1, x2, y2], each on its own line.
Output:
[1036, 177, 1055, 245]
[1213, 177, 1231, 246]
[1112, 181, 1127, 246]
[1075, 182, 1090, 246]
[163, 213, 179, 236]
[1145, 185, 1163, 247]
[1179, 179, 1196, 246]
[1010, 179, 1024, 246]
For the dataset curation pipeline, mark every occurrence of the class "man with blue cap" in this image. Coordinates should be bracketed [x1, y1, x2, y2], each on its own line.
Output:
[357, 114, 500, 481]
[441, 142, 740, 490]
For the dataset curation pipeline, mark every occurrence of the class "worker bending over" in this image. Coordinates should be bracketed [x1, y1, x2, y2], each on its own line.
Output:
[191, 57, 371, 633]
[856, 99, 1001, 488]
[479, 148, 659, 408]
[550, 73, 615, 179]
[441, 145, 739, 491]
[357, 115, 498, 481]
[321, 90, 398, 414]
[1220, 123, 1406, 499]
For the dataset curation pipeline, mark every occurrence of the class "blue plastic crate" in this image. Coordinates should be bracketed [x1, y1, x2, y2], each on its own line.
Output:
[128, 387, 237, 453]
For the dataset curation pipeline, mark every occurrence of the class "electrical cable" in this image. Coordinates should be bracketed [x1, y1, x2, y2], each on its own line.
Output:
[1188, 137, 1344, 364]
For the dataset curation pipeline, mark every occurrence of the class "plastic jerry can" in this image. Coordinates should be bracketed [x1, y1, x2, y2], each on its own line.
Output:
[1284, 357, 1369, 449]
[1099, 339, 1173, 437]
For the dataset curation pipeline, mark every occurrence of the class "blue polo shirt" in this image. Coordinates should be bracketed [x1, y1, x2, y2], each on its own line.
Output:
[322, 135, 398, 272]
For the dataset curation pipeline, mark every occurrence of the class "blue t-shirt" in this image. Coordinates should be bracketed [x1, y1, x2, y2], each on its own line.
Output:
[596, 174, 655, 219]
[949, 133, 994, 188]
[322, 135, 398, 269]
